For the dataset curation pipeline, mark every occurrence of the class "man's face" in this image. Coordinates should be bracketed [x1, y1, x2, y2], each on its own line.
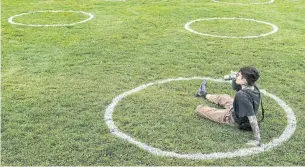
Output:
[235, 72, 247, 85]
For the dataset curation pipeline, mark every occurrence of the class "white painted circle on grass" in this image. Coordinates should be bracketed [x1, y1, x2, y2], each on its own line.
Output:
[185, 18, 278, 38]
[104, 77, 296, 160]
[8, 11, 94, 27]
[212, 0, 274, 5]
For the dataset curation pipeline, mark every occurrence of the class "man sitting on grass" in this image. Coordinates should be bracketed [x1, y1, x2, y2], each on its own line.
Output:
[195, 66, 261, 146]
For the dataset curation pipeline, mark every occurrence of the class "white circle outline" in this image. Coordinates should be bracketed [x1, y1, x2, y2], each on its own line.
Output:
[104, 77, 297, 160]
[8, 10, 94, 27]
[212, 0, 274, 5]
[185, 18, 278, 38]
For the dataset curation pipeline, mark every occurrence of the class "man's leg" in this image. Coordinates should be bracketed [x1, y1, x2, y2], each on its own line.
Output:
[206, 94, 234, 109]
[195, 81, 233, 109]
[196, 105, 234, 125]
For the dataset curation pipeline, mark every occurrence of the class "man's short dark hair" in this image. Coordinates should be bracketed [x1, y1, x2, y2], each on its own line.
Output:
[239, 66, 260, 86]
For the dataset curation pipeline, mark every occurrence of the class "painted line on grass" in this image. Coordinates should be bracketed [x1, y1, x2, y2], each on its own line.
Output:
[185, 18, 278, 38]
[104, 77, 297, 160]
[8, 10, 94, 27]
[212, 0, 274, 5]
[103, 0, 126, 1]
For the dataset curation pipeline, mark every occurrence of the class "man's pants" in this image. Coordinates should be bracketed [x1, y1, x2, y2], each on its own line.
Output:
[196, 94, 235, 125]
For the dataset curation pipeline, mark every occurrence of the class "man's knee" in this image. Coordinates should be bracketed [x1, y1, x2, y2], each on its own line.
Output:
[219, 94, 231, 100]
[195, 105, 210, 117]
[195, 105, 205, 112]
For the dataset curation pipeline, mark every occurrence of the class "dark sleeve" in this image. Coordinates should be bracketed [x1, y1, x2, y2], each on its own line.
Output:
[235, 92, 255, 117]
[232, 79, 241, 91]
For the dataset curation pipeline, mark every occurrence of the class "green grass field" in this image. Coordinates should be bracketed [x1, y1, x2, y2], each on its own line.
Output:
[1, 0, 305, 165]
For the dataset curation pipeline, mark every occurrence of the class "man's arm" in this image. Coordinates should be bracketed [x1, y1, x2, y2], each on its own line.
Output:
[232, 79, 241, 91]
[247, 115, 261, 145]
